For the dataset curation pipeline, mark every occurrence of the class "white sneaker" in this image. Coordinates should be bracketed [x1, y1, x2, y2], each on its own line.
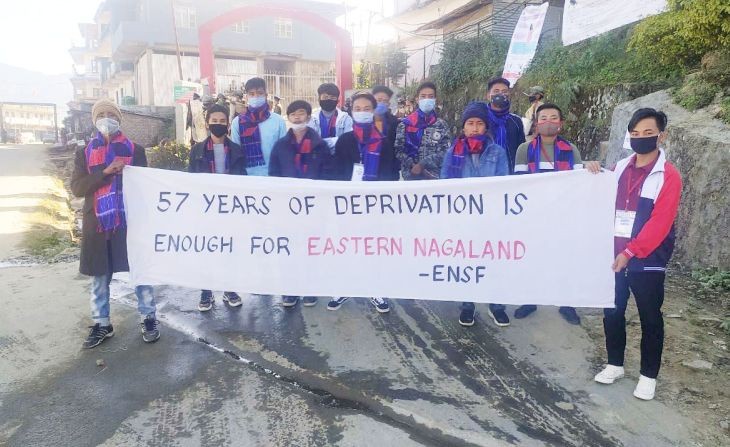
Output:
[594, 365, 625, 384]
[633, 375, 657, 400]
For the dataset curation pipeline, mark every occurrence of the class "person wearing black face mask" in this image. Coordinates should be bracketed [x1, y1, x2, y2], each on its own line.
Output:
[594, 108, 682, 402]
[307, 82, 354, 154]
[188, 104, 248, 312]
[480, 77, 526, 173]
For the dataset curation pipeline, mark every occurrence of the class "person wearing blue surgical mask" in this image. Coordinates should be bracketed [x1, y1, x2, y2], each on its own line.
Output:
[372, 85, 400, 178]
[230, 77, 287, 176]
[328, 91, 398, 314]
[394, 81, 451, 180]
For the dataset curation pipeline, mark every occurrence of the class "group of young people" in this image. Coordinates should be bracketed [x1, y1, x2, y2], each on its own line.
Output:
[72, 75, 681, 401]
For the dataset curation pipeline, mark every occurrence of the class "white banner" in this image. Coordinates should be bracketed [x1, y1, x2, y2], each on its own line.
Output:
[123, 167, 616, 308]
[502, 2, 549, 86]
[562, 0, 667, 46]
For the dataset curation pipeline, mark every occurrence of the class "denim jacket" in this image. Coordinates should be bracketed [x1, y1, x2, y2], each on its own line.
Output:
[440, 140, 510, 179]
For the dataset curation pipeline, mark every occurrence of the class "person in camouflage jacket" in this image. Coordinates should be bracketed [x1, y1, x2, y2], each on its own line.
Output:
[394, 81, 452, 180]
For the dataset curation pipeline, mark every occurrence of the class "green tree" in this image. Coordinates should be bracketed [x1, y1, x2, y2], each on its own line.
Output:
[629, 0, 730, 69]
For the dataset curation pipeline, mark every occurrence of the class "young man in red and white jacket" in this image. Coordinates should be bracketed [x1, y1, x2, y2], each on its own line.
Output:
[594, 108, 682, 401]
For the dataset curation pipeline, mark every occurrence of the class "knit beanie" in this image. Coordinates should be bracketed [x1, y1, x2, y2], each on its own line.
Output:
[461, 102, 489, 128]
[92, 98, 122, 124]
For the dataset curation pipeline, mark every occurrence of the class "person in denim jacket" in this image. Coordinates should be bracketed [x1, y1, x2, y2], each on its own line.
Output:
[440, 102, 509, 328]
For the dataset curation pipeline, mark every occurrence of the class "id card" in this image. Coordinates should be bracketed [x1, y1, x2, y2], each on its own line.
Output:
[351, 163, 365, 181]
[614, 210, 636, 238]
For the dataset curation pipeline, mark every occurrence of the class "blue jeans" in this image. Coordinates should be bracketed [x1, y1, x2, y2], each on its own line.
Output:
[91, 273, 156, 326]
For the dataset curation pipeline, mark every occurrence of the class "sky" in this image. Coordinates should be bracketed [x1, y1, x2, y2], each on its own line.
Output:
[0, 0, 395, 76]
[0, 0, 101, 75]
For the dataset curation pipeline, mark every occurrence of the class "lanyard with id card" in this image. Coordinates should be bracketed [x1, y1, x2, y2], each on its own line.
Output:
[351, 163, 365, 181]
[615, 164, 645, 238]
[614, 210, 636, 238]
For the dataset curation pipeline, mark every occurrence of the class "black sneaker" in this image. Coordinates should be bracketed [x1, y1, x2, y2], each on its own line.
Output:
[141, 316, 160, 343]
[223, 292, 243, 307]
[514, 304, 537, 319]
[370, 297, 390, 313]
[459, 308, 475, 327]
[327, 297, 349, 310]
[82, 323, 114, 349]
[488, 307, 510, 327]
[282, 295, 299, 307]
[302, 296, 318, 307]
[198, 290, 213, 312]
[559, 306, 581, 325]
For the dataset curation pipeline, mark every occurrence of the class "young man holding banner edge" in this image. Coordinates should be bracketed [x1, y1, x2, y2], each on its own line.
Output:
[71, 99, 160, 348]
[512, 103, 601, 325]
[595, 108, 682, 401]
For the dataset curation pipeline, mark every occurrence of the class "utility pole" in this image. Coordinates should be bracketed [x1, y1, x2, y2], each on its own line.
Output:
[170, 0, 184, 81]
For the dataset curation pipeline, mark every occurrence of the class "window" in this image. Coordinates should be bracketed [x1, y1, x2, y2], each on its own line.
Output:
[275, 18, 292, 39]
[233, 21, 250, 34]
[174, 6, 197, 29]
[90, 59, 98, 73]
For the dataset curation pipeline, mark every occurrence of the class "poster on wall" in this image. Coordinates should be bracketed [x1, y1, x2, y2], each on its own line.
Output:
[502, 2, 550, 86]
[562, 0, 667, 46]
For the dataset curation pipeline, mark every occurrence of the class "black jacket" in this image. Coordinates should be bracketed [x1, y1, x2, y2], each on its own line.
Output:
[71, 142, 146, 276]
[333, 131, 398, 181]
[269, 128, 331, 179]
[188, 137, 247, 175]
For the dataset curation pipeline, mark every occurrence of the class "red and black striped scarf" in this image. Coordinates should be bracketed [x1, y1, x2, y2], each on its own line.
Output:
[353, 122, 384, 181]
[292, 131, 314, 177]
[402, 109, 437, 159]
[239, 103, 270, 167]
[84, 131, 134, 232]
[447, 134, 488, 179]
[204, 137, 230, 174]
[527, 135, 574, 173]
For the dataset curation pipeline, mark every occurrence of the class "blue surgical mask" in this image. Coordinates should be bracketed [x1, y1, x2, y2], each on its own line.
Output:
[352, 111, 374, 124]
[248, 96, 267, 108]
[375, 102, 389, 115]
[418, 98, 436, 113]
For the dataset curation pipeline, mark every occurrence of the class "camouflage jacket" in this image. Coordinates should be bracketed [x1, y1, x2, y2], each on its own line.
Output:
[394, 118, 452, 180]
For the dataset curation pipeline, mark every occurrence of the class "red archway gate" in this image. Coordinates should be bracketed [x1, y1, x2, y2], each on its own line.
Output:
[198, 3, 353, 101]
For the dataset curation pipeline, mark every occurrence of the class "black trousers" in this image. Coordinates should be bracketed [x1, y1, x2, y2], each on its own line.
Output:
[603, 271, 665, 378]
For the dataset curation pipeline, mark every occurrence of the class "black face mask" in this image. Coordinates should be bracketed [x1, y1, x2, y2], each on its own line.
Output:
[319, 99, 338, 112]
[528, 95, 538, 103]
[209, 123, 228, 138]
[630, 135, 659, 154]
[490, 94, 510, 110]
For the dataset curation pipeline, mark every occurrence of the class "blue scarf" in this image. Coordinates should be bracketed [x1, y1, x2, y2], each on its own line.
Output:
[239, 103, 270, 167]
[353, 123, 384, 181]
[402, 109, 437, 159]
[485, 105, 510, 152]
[84, 131, 134, 232]
[319, 110, 338, 138]
[446, 134, 489, 179]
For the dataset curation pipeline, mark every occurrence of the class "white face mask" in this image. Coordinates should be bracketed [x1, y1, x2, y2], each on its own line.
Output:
[352, 111, 374, 124]
[95, 117, 120, 135]
[290, 122, 308, 132]
[418, 98, 436, 113]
